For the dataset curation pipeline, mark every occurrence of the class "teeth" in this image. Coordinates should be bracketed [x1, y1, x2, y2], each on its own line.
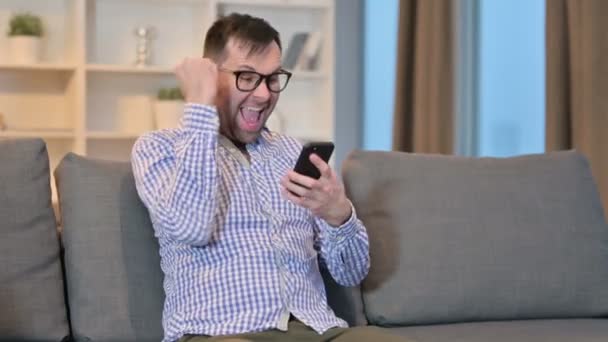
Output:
[240, 107, 263, 122]
[244, 106, 263, 112]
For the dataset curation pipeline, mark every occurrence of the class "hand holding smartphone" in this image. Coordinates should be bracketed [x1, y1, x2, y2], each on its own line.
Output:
[284, 141, 351, 225]
[293, 142, 335, 179]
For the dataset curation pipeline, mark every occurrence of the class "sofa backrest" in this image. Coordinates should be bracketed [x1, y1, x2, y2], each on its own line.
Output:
[53, 151, 367, 341]
[0, 138, 70, 341]
[55, 154, 366, 341]
[342, 150, 608, 327]
[55, 153, 164, 342]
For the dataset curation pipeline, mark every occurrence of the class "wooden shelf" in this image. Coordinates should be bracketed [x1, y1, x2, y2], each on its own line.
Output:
[0, 130, 75, 139]
[94, 0, 204, 4]
[293, 133, 332, 143]
[85, 66, 326, 79]
[87, 132, 142, 140]
[0, 63, 77, 72]
[86, 64, 175, 75]
[292, 70, 328, 80]
[218, 0, 330, 10]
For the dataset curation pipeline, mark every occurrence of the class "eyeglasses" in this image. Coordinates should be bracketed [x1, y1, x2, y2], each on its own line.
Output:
[219, 67, 292, 93]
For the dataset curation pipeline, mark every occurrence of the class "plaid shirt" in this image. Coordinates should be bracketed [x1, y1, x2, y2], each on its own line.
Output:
[131, 104, 370, 342]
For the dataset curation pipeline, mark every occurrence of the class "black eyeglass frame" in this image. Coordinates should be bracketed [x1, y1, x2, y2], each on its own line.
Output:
[219, 67, 293, 93]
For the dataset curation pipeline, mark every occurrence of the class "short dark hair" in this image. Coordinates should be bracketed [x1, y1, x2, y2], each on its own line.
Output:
[203, 13, 282, 61]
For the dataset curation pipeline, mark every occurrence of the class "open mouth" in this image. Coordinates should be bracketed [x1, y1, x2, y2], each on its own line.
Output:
[239, 106, 265, 132]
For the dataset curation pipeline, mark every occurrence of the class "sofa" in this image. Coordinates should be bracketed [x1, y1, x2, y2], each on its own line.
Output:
[1, 137, 607, 342]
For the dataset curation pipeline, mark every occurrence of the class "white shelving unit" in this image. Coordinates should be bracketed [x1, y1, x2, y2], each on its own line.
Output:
[0, 0, 335, 202]
[86, 64, 174, 74]
[0, 63, 78, 71]
[0, 130, 75, 138]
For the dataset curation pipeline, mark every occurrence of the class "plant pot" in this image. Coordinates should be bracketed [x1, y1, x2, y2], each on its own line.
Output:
[117, 96, 154, 134]
[8, 36, 42, 64]
[154, 100, 184, 129]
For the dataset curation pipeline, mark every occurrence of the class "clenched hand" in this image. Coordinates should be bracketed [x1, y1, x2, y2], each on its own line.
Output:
[174, 57, 218, 106]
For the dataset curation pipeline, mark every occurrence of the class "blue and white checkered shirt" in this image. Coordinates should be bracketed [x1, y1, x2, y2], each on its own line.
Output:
[131, 104, 370, 342]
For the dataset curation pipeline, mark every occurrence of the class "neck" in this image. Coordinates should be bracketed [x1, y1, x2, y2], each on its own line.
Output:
[230, 138, 250, 161]
[230, 138, 247, 152]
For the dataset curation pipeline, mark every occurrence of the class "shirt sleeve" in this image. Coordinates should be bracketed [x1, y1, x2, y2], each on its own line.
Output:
[313, 202, 370, 286]
[131, 103, 220, 246]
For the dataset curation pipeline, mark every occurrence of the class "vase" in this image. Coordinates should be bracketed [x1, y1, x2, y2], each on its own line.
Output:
[116, 96, 154, 134]
[154, 100, 183, 130]
[8, 36, 41, 64]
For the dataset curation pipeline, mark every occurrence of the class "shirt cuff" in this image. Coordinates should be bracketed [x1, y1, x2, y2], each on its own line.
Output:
[314, 201, 360, 249]
[181, 103, 220, 132]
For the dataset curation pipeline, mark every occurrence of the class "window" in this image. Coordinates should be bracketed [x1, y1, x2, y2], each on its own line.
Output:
[475, 0, 546, 157]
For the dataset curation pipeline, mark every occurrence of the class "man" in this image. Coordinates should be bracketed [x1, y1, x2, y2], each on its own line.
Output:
[132, 13, 407, 342]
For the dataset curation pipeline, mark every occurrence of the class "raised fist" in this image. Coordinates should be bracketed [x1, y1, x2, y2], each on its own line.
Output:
[174, 57, 218, 106]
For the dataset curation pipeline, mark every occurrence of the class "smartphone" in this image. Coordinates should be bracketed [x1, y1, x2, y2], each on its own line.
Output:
[293, 141, 335, 179]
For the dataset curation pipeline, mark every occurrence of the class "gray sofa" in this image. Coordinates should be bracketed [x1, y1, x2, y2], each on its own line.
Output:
[1, 137, 607, 342]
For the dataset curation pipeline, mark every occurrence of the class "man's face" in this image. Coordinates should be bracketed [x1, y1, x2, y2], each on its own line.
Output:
[216, 38, 282, 144]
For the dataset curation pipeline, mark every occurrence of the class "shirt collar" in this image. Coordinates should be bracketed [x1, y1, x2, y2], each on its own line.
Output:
[218, 128, 272, 167]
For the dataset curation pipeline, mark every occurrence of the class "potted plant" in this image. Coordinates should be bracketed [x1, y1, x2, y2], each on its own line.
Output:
[154, 87, 184, 129]
[7, 13, 44, 64]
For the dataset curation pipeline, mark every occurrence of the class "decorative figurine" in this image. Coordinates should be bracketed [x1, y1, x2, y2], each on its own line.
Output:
[133, 26, 157, 67]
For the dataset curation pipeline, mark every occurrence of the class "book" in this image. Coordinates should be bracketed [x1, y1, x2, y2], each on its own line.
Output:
[282, 32, 309, 70]
[295, 30, 323, 71]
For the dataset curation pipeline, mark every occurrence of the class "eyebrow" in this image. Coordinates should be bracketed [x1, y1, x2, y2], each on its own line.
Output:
[236, 65, 284, 73]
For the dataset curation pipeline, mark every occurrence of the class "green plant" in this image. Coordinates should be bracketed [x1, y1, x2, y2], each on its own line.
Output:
[157, 87, 184, 101]
[8, 13, 43, 37]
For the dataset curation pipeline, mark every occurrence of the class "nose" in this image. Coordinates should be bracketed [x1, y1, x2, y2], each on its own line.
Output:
[252, 79, 271, 101]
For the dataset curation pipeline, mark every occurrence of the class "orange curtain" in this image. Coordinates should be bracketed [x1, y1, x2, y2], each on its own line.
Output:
[546, 0, 608, 214]
[392, 0, 454, 154]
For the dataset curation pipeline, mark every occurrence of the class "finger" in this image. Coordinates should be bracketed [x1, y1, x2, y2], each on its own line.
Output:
[202, 58, 218, 74]
[174, 68, 187, 97]
[309, 154, 331, 179]
[320, 170, 339, 191]
[281, 187, 307, 207]
[282, 174, 325, 204]
[287, 171, 318, 189]
[283, 188, 323, 213]
[174, 61, 184, 78]
[280, 176, 301, 193]
[305, 187, 327, 204]
[282, 177, 311, 198]
[279, 176, 295, 193]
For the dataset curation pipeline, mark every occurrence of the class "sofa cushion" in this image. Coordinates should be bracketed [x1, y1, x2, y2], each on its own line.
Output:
[390, 319, 608, 342]
[342, 150, 608, 326]
[55, 153, 164, 342]
[0, 138, 70, 341]
[321, 267, 368, 326]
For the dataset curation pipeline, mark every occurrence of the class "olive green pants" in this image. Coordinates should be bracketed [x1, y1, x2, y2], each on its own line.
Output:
[179, 320, 413, 342]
